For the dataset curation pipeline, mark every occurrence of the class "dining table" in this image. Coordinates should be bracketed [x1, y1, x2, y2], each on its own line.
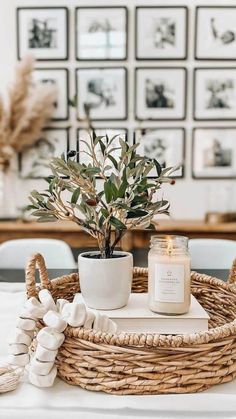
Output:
[0, 268, 235, 419]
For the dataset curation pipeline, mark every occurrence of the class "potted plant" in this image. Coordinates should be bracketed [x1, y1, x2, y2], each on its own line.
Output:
[28, 132, 175, 309]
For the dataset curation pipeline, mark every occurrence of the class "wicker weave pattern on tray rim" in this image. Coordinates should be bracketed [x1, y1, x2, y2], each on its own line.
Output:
[25, 254, 236, 395]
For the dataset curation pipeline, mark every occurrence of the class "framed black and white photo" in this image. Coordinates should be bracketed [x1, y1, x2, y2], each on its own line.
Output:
[17, 7, 68, 60]
[134, 128, 185, 178]
[194, 68, 236, 120]
[20, 128, 69, 179]
[76, 67, 127, 121]
[192, 128, 236, 179]
[75, 7, 128, 61]
[135, 67, 187, 120]
[195, 7, 236, 60]
[136, 6, 188, 60]
[77, 128, 128, 177]
[33, 68, 69, 120]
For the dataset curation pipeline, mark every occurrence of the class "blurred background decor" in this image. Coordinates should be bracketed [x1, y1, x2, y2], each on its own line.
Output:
[0, 0, 235, 258]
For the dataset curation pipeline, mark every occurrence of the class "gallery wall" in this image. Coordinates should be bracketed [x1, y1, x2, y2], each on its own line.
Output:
[0, 0, 236, 220]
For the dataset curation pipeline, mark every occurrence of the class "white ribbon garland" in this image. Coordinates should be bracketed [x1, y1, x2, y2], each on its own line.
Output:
[4, 290, 117, 389]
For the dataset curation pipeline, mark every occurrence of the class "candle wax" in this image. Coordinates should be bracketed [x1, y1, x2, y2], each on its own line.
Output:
[148, 250, 191, 315]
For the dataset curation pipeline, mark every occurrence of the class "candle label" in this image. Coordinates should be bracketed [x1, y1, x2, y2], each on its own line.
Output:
[154, 263, 185, 303]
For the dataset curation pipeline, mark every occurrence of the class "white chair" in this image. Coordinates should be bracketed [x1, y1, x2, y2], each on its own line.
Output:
[189, 239, 236, 269]
[0, 239, 76, 269]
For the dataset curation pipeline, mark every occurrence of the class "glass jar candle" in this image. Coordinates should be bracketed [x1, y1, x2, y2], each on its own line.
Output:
[148, 235, 191, 315]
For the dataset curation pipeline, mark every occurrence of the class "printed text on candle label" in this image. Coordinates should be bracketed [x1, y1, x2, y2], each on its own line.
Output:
[154, 263, 185, 303]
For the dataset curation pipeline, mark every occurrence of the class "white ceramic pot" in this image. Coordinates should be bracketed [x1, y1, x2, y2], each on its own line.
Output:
[78, 251, 133, 310]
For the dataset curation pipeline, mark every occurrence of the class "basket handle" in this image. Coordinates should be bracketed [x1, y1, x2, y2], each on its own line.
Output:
[25, 253, 51, 297]
[228, 258, 236, 285]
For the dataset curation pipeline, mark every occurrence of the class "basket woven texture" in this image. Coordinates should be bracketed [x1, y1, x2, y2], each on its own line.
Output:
[26, 253, 236, 395]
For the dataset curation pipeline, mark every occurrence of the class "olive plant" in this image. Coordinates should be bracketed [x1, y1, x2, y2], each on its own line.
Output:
[28, 132, 176, 258]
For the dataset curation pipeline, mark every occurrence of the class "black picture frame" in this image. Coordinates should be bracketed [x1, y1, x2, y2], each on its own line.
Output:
[75, 67, 128, 121]
[193, 67, 236, 121]
[192, 127, 236, 180]
[135, 6, 188, 61]
[19, 127, 70, 179]
[34, 68, 69, 121]
[75, 6, 128, 61]
[135, 67, 187, 121]
[16, 7, 69, 61]
[77, 128, 128, 178]
[134, 127, 186, 178]
[195, 6, 236, 61]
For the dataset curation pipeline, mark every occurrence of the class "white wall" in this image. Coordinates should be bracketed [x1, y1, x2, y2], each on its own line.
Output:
[0, 0, 236, 220]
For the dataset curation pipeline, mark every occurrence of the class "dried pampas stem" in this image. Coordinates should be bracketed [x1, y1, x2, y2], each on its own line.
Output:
[0, 98, 6, 145]
[10, 85, 57, 152]
[0, 97, 10, 170]
[8, 55, 35, 132]
[0, 54, 57, 171]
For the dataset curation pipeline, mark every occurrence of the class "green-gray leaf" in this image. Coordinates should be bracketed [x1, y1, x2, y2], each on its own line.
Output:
[104, 181, 113, 204]
[71, 187, 81, 204]
[109, 216, 126, 230]
[107, 154, 118, 170]
[37, 216, 57, 222]
[127, 210, 148, 219]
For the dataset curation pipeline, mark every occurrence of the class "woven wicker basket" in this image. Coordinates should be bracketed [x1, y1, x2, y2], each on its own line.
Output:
[26, 253, 236, 395]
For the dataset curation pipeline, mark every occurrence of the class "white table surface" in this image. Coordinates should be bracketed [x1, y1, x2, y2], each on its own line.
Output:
[0, 283, 236, 419]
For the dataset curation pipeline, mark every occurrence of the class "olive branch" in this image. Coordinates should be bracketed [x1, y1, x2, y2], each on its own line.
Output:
[28, 132, 177, 258]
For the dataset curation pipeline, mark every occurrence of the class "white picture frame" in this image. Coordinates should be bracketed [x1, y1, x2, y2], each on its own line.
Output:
[194, 68, 236, 120]
[76, 7, 128, 61]
[135, 67, 186, 121]
[76, 67, 127, 121]
[20, 128, 69, 179]
[192, 128, 236, 179]
[195, 7, 236, 60]
[136, 6, 188, 60]
[17, 7, 68, 60]
[33, 68, 69, 120]
[135, 128, 185, 178]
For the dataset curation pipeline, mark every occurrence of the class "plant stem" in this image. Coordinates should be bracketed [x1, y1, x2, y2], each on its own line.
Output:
[110, 230, 125, 255]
